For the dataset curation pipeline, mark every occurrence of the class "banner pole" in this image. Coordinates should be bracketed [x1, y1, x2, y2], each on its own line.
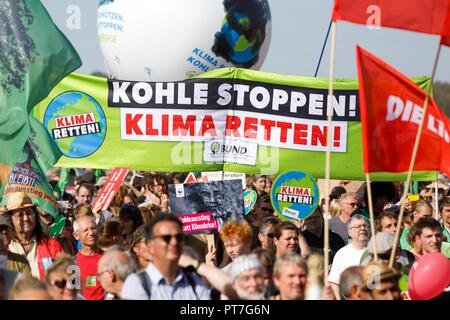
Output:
[323, 22, 337, 286]
[365, 173, 378, 261]
[389, 43, 442, 268]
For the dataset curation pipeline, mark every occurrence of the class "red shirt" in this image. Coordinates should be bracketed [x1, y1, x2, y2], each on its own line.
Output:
[76, 251, 104, 300]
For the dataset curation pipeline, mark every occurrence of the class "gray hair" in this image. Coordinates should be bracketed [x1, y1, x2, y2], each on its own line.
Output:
[346, 214, 367, 231]
[339, 192, 357, 207]
[273, 252, 308, 279]
[73, 215, 96, 233]
[102, 246, 136, 281]
[339, 266, 364, 299]
[259, 216, 278, 234]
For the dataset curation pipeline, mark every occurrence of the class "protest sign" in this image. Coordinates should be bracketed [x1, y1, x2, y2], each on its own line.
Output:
[201, 171, 246, 189]
[243, 189, 258, 215]
[177, 212, 219, 233]
[92, 167, 129, 211]
[33, 69, 436, 181]
[168, 179, 244, 233]
[270, 171, 319, 221]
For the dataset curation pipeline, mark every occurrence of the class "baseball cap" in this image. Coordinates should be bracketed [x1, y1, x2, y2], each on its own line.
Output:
[367, 232, 395, 255]
[330, 186, 346, 198]
[95, 176, 108, 188]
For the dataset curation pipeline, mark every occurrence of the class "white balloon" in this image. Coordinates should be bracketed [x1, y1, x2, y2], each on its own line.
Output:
[97, 0, 271, 81]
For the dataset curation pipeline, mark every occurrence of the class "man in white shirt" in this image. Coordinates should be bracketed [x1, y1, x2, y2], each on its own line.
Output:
[328, 214, 369, 300]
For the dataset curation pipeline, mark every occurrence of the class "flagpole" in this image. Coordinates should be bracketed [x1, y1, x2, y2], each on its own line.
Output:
[323, 22, 337, 286]
[388, 43, 442, 268]
[365, 173, 378, 261]
[314, 20, 333, 77]
[435, 178, 439, 220]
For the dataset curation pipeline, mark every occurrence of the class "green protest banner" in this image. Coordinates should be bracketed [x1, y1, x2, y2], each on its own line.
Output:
[33, 68, 436, 181]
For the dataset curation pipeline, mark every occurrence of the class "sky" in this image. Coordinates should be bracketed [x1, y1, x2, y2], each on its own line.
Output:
[42, 0, 450, 82]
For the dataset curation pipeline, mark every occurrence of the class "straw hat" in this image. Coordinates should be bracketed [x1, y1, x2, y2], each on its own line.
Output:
[360, 261, 401, 291]
[3, 192, 38, 213]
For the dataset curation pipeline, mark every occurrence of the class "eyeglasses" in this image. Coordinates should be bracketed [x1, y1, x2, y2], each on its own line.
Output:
[51, 279, 68, 289]
[11, 210, 35, 219]
[152, 233, 185, 244]
[344, 202, 359, 207]
[350, 224, 368, 230]
[266, 232, 275, 238]
[260, 207, 274, 213]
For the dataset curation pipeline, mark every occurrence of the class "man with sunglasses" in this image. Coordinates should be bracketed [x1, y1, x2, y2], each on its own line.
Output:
[257, 216, 278, 252]
[121, 213, 211, 300]
[329, 193, 360, 244]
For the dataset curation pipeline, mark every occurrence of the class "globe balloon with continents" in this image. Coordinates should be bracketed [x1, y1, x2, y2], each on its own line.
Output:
[97, 0, 271, 81]
[270, 171, 320, 221]
[44, 92, 107, 158]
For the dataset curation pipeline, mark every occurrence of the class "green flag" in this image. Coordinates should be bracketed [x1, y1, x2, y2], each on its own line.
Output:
[0, 0, 81, 219]
[54, 167, 70, 199]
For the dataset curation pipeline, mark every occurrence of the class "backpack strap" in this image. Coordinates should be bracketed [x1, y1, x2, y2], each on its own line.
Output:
[137, 270, 152, 299]
[182, 267, 199, 300]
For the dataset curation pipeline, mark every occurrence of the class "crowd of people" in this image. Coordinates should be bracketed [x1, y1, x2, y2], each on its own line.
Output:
[0, 169, 449, 300]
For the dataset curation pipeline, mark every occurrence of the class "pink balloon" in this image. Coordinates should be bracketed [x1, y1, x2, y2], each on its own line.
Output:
[408, 252, 450, 300]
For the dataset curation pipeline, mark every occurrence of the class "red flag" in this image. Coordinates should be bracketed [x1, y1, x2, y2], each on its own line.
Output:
[441, 36, 450, 46]
[333, 0, 450, 37]
[356, 46, 450, 176]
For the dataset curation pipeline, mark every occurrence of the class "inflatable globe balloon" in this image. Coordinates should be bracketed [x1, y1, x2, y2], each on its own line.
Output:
[408, 252, 450, 300]
[97, 0, 271, 81]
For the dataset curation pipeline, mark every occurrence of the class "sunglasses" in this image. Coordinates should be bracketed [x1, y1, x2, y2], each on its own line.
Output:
[260, 207, 274, 213]
[51, 279, 68, 289]
[345, 202, 359, 207]
[121, 205, 138, 213]
[266, 232, 275, 238]
[153, 233, 185, 244]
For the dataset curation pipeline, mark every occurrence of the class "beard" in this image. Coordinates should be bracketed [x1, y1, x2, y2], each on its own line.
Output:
[234, 284, 265, 300]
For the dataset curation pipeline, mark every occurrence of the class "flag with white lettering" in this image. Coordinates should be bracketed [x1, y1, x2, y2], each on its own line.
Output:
[356, 46, 450, 176]
[332, 0, 450, 37]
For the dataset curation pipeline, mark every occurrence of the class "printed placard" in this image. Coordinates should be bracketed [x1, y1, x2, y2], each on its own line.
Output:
[270, 171, 319, 221]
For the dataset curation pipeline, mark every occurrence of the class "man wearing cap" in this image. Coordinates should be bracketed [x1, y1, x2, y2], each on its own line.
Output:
[0, 215, 31, 275]
[359, 261, 401, 300]
[4, 192, 63, 280]
[228, 253, 266, 300]
[360, 232, 415, 268]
